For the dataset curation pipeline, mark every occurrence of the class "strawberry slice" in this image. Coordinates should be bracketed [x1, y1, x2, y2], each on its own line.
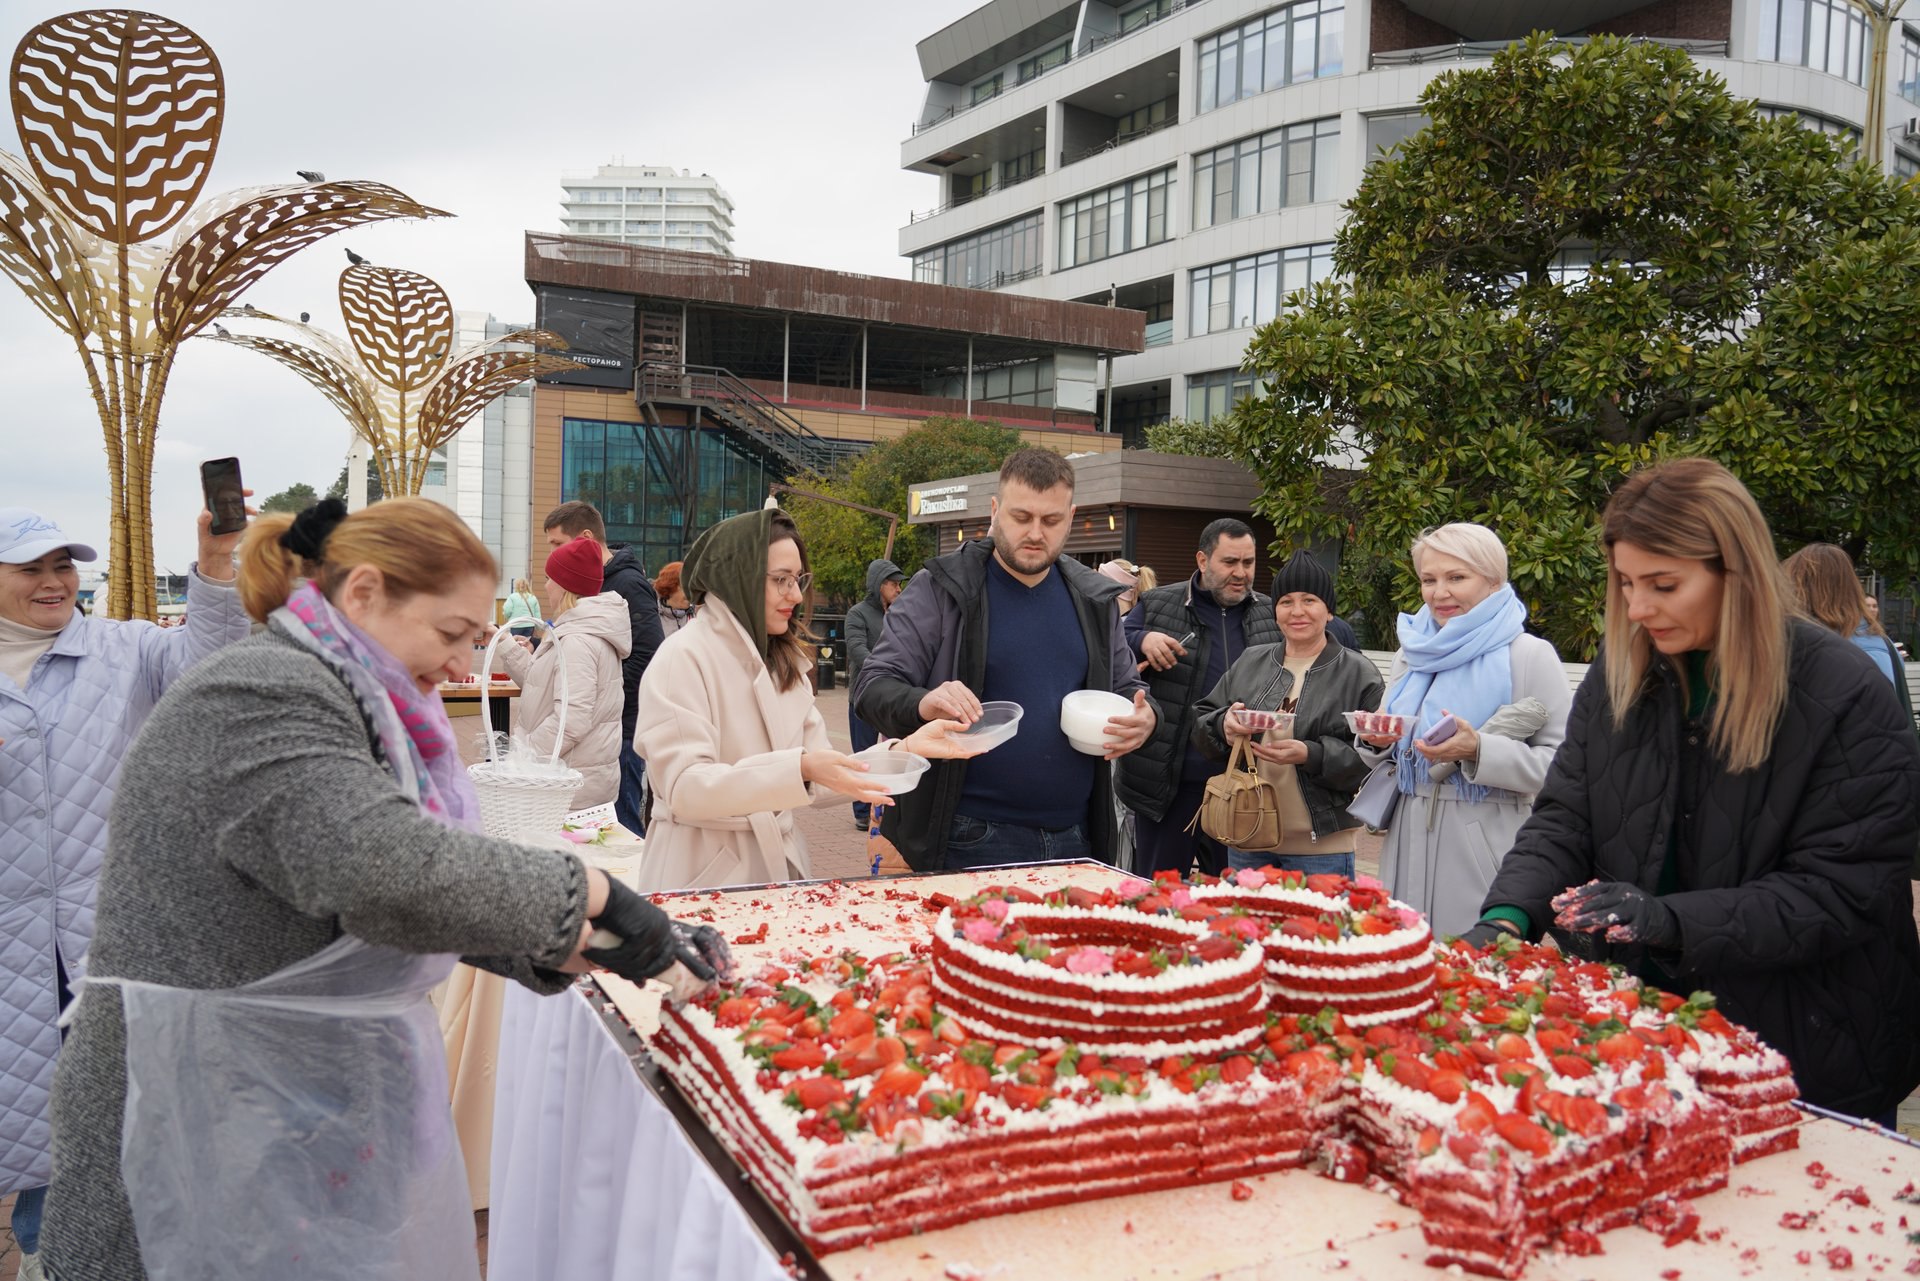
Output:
[790, 1076, 847, 1111]
[1493, 1111, 1555, 1157]
[771, 1041, 828, 1071]
[828, 1007, 876, 1040]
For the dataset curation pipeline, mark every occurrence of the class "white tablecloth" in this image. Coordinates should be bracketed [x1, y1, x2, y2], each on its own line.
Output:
[486, 981, 791, 1281]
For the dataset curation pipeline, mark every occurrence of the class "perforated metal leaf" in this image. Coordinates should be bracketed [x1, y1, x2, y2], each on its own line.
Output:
[0, 153, 98, 337]
[152, 180, 448, 342]
[11, 10, 223, 242]
[339, 263, 454, 392]
[419, 348, 584, 448]
[493, 327, 570, 350]
[205, 331, 380, 437]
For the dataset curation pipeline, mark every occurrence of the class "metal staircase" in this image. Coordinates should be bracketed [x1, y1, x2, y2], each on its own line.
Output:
[635, 360, 853, 479]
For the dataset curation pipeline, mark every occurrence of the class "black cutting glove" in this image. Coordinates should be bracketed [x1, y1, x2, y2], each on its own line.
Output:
[1557, 880, 1680, 949]
[672, 922, 735, 985]
[583, 879, 679, 981]
[1456, 920, 1516, 951]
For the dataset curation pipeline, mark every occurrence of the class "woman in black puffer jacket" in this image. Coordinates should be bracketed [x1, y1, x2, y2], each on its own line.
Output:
[1465, 459, 1920, 1124]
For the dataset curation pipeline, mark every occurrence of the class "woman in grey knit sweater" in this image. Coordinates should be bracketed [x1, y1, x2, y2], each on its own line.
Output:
[38, 498, 726, 1281]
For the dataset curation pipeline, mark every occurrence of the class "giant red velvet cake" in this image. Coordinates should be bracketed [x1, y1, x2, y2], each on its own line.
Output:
[643, 870, 1802, 1277]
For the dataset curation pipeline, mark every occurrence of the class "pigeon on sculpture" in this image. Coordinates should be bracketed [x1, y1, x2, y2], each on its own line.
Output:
[296, 169, 326, 182]
[300, 311, 311, 324]
[212, 324, 230, 338]
[239, 303, 259, 315]
[345, 249, 370, 267]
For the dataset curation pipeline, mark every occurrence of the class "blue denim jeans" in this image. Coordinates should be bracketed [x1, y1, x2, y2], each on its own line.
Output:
[1227, 848, 1356, 878]
[848, 707, 880, 825]
[944, 814, 1091, 870]
[615, 743, 647, 836]
[11, 1183, 45, 1254]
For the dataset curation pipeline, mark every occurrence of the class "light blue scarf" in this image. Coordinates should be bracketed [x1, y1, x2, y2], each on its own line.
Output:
[1383, 583, 1527, 802]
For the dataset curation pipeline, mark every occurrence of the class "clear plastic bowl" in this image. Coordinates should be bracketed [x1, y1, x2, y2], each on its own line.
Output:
[1060, 689, 1134, 756]
[1344, 710, 1407, 738]
[852, 749, 932, 795]
[962, 701, 1023, 752]
[1237, 709, 1297, 736]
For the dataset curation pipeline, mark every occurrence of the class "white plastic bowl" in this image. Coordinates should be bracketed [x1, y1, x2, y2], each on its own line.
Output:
[962, 701, 1023, 752]
[852, 749, 931, 795]
[1060, 689, 1134, 756]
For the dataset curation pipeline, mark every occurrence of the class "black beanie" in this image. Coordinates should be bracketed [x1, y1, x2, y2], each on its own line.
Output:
[1269, 551, 1335, 612]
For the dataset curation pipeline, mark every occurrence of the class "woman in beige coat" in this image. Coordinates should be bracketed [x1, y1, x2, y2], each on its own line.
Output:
[500, 534, 631, 809]
[633, 509, 982, 891]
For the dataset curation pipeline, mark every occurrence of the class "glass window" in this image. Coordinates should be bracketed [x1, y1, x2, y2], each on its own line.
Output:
[1121, 0, 1173, 33]
[1755, 103, 1862, 146]
[1196, 1, 1343, 116]
[1191, 117, 1340, 230]
[1019, 43, 1069, 82]
[1184, 368, 1267, 423]
[923, 212, 1046, 288]
[562, 418, 775, 575]
[1902, 26, 1920, 104]
[972, 74, 1002, 105]
[1189, 243, 1335, 336]
[1057, 168, 1175, 270]
[1117, 95, 1175, 140]
[1757, 0, 1869, 85]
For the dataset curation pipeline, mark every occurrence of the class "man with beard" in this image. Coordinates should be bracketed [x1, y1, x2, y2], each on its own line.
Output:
[1118, 519, 1278, 876]
[854, 449, 1156, 870]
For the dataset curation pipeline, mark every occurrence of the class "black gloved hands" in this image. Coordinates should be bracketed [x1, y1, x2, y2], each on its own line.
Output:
[1552, 880, 1680, 949]
[583, 878, 678, 980]
[1455, 920, 1518, 951]
[670, 921, 736, 985]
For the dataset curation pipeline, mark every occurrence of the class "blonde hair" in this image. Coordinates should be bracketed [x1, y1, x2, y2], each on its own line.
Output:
[1136, 565, 1159, 593]
[238, 498, 495, 624]
[512, 577, 532, 595]
[1411, 523, 1508, 584]
[1601, 458, 1789, 774]
[1782, 543, 1878, 639]
[552, 590, 581, 617]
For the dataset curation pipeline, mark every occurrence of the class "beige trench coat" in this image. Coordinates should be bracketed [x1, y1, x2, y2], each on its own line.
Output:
[631, 597, 847, 890]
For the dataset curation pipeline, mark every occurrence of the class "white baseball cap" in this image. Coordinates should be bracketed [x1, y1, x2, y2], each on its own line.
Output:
[0, 508, 98, 564]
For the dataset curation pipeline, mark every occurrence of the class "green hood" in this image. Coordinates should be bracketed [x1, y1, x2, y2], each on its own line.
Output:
[683, 508, 774, 663]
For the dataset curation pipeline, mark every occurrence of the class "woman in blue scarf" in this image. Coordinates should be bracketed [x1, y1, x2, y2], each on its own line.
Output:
[1355, 524, 1572, 937]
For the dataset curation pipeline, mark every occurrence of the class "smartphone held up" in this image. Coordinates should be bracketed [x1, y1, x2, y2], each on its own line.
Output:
[200, 458, 247, 536]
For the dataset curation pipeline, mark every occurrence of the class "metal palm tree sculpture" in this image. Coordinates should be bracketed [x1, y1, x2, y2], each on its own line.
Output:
[205, 264, 581, 496]
[0, 9, 449, 617]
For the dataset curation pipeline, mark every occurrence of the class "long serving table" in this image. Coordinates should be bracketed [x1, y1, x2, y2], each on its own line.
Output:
[485, 865, 1920, 1281]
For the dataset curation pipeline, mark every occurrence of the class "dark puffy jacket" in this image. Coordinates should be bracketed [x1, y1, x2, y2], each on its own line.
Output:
[1191, 641, 1385, 840]
[844, 557, 901, 687]
[1482, 621, 1920, 1118]
[1116, 579, 1281, 821]
[852, 540, 1153, 871]
[600, 545, 665, 740]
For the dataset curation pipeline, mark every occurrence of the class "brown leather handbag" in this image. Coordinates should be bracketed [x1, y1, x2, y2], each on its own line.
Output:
[1188, 738, 1285, 851]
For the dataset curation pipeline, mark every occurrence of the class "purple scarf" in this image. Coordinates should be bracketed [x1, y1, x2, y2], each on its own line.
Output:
[274, 580, 482, 832]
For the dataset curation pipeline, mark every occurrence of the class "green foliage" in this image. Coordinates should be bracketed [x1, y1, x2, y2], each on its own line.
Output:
[326, 463, 385, 505]
[786, 417, 1026, 603]
[260, 482, 318, 514]
[1142, 416, 1237, 458]
[1230, 33, 1920, 658]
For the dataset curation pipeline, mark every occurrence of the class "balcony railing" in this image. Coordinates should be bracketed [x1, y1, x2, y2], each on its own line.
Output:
[1086, 0, 1210, 54]
[1059, 113, 1180, 168]
[1371, 34, 1728, 68]
[1144, 319, 1173, 347]
[908, 167, 1046, 224]
[911, 54, 1072, 135]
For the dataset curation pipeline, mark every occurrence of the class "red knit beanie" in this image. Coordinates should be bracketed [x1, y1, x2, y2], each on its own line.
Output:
[545, 534, 604, 597]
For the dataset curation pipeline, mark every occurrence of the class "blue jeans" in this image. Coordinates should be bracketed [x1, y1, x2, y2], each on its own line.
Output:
[848, 707, 880, 825]
[615, 743, 647, 836]
[944, 814, 1091, 870]
[1227, 848, 1356, 878]
[12, 1183, 45, 1254]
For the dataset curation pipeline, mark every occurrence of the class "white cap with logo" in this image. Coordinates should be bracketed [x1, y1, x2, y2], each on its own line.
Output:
[0, 509, 99, 565]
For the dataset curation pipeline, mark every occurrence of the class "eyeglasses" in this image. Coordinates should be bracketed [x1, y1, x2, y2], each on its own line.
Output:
[767, 571, 813, 597]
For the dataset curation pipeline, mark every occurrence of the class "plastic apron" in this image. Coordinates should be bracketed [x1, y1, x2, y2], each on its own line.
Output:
[79, 936, 478, 1281]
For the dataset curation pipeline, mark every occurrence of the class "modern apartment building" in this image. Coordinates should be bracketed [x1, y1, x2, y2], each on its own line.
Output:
[900, 0, 1920, 441]
[560, 164, 736, 256]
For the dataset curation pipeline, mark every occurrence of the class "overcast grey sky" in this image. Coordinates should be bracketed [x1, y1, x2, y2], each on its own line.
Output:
[3, 0, 971, 572]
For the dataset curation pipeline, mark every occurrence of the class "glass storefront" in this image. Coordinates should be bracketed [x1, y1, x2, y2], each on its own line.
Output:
[561, 418, 776, 573]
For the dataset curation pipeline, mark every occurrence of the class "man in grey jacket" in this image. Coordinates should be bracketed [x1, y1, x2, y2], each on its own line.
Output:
[844, 557, 903, 829]
[853, 449, 1156, 871]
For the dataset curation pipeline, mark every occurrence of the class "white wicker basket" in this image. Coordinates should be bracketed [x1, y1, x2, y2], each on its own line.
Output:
[467, 624, 582, 840]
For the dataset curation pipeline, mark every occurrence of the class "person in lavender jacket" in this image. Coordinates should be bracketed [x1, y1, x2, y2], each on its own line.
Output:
[0, 505, 253, 1279]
